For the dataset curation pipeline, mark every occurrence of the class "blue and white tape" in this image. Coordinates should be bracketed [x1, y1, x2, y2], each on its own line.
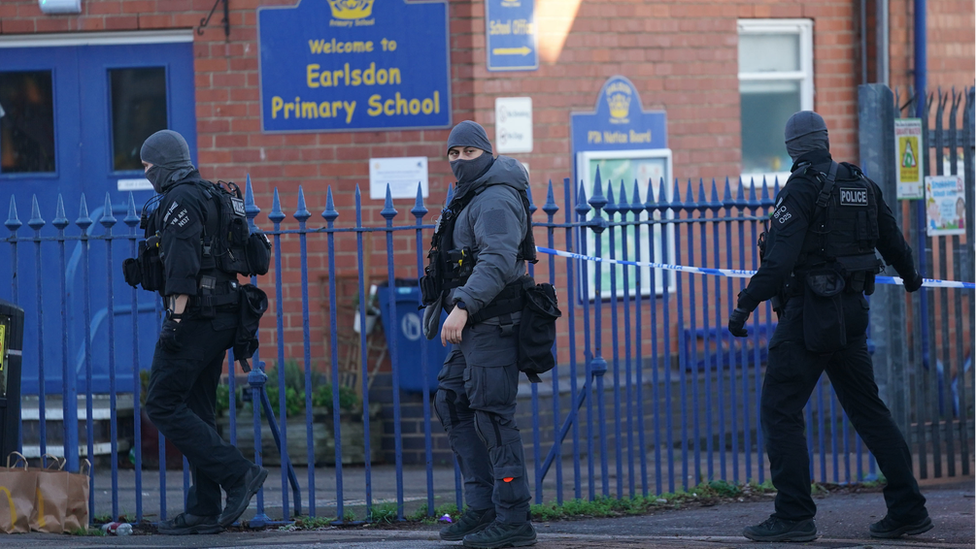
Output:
[535, 246, 975, 290]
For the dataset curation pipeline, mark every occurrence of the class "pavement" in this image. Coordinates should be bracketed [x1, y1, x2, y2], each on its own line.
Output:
[0, 478, 971, 548]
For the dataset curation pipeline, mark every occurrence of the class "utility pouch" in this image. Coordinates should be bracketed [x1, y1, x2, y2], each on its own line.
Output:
[447, 247, 475, 281]
[245, 229, 272, 276]
[802, 268, 847, 354]
[419, 256, 443, 307]
[863, 272, 876, 295]
[198, 276, 217, 319]
[122, 258, 141, 288]
[518, 282, 561, 383]
[234, 284, 268, 366]
[128, 236, 164, 292]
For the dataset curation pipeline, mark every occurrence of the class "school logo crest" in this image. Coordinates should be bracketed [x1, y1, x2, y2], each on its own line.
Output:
[327, 0, 374, 20]
[605, 81, 632, 124]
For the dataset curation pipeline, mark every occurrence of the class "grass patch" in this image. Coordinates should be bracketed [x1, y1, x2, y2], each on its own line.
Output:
[262, 478, 889, 530]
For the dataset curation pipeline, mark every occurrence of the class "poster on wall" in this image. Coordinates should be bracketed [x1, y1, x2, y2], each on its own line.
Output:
[571, 75, 672, 299]
[576, 149, 674, 299]
[258, 0, 451, 132]
[369, 156, 428, 200]
[895, 118, 924, 199]
[925, 175, 966, 236]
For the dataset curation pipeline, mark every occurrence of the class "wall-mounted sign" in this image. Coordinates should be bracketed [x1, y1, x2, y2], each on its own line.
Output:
[117, 178, 153, 192]
[570, 76, 672, 301]
[258, 0, 451, 132]
[895, 118, 924, 199]
[486, 0, 538, 71]
[495, 97, 532, 153]
[571, 75, 667, 153]
[925, 175, 966, 236]
[369, 156, 429, 200]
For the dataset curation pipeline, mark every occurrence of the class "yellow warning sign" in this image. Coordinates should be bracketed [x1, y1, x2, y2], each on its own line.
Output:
[0, 323, 5, 374]
[899, 136, 919, 179]
[894, 118, 924, 199]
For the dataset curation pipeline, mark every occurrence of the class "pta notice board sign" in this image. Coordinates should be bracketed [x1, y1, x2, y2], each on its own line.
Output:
[258, 0, 451, 132]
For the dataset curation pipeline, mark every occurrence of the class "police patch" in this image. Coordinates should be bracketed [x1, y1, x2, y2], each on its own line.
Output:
[839, 187, 868, 206]
[771, 204, 793, 225]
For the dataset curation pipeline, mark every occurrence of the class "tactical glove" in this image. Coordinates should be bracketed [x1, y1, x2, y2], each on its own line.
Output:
[727, 308, 750, 338]
[158, 316, 183, 353]
[904, 271, 924, 293]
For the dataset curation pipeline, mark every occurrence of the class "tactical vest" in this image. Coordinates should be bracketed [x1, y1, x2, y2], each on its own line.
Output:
[126, 178, 270, 310]
[419, 183, 537, 314]
[794, 161, 883, 290]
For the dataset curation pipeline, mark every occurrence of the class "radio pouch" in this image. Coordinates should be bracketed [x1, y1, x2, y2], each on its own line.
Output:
[518, 282, 561, 382]
[802, 268, 847, 354]
[234, 284, 268, 371]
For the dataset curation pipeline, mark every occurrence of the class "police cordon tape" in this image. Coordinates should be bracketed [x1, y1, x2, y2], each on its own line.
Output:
[535, 246, 976, 290]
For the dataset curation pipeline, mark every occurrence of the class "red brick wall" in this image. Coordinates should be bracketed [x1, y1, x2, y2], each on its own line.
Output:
[888, 0, 976, 92]
[2, 0, 971, 370]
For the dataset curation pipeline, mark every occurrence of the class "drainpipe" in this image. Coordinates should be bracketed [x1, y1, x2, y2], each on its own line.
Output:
[878, 0, 889, 84]
[914, 0, 926, 116]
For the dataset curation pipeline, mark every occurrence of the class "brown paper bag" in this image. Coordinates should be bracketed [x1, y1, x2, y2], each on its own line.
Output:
[30, 455, 69, 533]
[0, 452, 35, 534]
[63, 460, 90, 532]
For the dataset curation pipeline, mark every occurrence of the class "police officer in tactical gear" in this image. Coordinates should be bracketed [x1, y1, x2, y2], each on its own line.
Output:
[728, 111, 930, 542]
[138, 130, 268, 535]
[426, 121, 537, 548]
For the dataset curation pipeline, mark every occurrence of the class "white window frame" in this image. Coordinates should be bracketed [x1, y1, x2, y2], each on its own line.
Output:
[737, 19, 814, 187]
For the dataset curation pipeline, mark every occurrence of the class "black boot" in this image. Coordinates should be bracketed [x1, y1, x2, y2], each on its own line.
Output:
[219, 464, 269, 527]
[463, 521, 537, 548]
[439, 508, 496, 541]
[157, 513, 223, 535]
[870, 514, 933, 538]
[742, 516, 817, 542]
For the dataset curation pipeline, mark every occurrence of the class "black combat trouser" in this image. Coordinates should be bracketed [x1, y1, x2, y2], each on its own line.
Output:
[145, 311, 252, 517]
[761, 293, 927, 523]
[434, 321, 531, 525]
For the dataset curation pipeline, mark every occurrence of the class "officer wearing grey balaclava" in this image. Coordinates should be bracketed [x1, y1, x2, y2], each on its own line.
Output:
[446, 120, 495, 185]
[726, 111, 929, 542]
[426, 120, 538, 547]
[783, 110, 830, 162]
[140, 129, 196, 194]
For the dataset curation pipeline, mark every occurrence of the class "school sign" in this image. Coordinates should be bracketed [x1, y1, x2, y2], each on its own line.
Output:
[258, 0, 452, 132]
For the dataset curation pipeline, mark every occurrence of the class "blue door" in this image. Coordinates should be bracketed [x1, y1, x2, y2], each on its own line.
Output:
[0, 38, 197, 394]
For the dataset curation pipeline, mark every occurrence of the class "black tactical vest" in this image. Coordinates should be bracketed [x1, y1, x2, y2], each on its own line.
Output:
[796, 161, 881, 273]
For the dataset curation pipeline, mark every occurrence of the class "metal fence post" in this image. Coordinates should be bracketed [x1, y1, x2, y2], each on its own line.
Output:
[857, 84, 909, 435]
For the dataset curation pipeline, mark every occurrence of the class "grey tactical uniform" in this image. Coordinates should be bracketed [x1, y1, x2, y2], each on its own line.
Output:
[433, 155, 532, 524]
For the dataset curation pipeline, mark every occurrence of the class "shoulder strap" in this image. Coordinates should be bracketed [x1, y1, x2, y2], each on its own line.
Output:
[815, 161, 839, 209]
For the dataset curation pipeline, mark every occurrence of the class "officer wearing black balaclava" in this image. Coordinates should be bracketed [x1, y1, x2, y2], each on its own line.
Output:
[138, 129, 267, 535]
[727, 112, 930, 542]
[426, 121, 538, 548]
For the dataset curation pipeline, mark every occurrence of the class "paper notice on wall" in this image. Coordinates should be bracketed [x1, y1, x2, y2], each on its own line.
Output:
[895, 118, 924, 200]
[925, 175, 966, 236]
[369, 157, 429, 200]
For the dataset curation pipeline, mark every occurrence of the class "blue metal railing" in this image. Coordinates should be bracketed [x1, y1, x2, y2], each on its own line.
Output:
[2, 153, 972, 524]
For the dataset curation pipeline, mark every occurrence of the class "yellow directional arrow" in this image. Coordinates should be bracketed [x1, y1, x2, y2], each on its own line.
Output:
[492, 46, 532, 56]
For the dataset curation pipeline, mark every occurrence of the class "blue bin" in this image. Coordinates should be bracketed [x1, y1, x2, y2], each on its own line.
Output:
[377, 281, 449, 393]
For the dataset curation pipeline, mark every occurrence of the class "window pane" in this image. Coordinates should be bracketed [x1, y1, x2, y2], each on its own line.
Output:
[739, 34, 799, 73]
[0, 71, 56, 174]
[110, 67, 167, 172]
[740, 80, 799, 174]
